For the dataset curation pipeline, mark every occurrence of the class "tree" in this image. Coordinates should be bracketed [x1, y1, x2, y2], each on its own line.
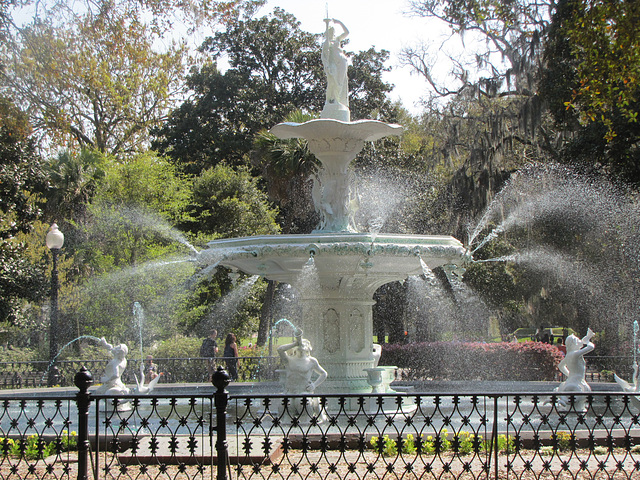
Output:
[44, 149, 106, 227]
[401, 0, 559, 238]
[176, 163, 280, 337]
[1, 0, 262, 43]
[404, 0, 550, 100]
[562, 0, 640, 141]
[184, 163, 280, 238]
[541, 0, 640, 186]
[1, 0, 265, 154]
[64, 152, 195, 345]
[153, 7, 397, 174]
[2, 17, 188, 154]
[253, 110, 319, 235]
[0, 97, 48, 326]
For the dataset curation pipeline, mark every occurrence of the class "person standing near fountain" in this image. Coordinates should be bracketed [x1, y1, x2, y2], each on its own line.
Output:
[554, 328, 595, 411]
[144, 355, 158, 383]
[200, 330, 219, 381]
[321, 18, 349, 121]
[278, 329, 327, 394]
[223, 333, 239, 381]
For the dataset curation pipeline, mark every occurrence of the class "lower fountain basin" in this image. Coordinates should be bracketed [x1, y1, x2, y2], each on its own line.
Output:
[198, 232, 469, 398]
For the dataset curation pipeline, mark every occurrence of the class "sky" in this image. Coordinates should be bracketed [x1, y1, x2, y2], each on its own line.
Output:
[259, 0, 452, 114]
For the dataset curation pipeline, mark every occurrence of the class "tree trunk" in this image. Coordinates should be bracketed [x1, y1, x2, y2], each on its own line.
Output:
[257, 280, 277, 346]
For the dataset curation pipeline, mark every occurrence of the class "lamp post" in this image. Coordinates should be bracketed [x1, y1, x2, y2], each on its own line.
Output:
[46, 223, 64, 387]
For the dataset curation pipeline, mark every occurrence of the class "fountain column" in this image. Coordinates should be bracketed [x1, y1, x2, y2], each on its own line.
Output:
[300, 295, 376, 393]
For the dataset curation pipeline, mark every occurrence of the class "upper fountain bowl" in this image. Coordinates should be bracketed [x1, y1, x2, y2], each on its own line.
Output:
[271, 119, 403, 175]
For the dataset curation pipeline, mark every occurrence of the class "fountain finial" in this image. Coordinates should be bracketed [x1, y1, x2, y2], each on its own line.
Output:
[321, 18, 350, 121]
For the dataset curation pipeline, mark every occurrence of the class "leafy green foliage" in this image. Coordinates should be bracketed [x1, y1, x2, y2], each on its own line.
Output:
[56, 153, 196, 345]
[150, 335, 202, 358]
[370, 431, 515, 456]
[0, 431, 77, 459]
[184, 163, 279, 238]
[253, 110, 319, 234]
[2, 15, 188, 154]
[0, 97, 49, 325]
[542, 0, 640, 185]
[562, 0, 640, 141]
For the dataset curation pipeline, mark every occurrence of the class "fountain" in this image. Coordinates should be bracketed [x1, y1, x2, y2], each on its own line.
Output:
[197, 18, 469, 399]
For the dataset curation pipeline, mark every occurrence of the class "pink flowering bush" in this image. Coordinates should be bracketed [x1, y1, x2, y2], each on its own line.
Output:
[380, 341, 563, 381]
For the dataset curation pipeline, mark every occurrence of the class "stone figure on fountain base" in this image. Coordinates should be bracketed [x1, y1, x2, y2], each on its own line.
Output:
[95, 338, 130, 396]
[553, 328, 595, 412]
[277, 328, 328, 421]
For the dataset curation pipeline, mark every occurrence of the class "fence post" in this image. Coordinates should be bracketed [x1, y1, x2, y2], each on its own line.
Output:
[74, 366, 93, 480]
[212, 366, 231, 480]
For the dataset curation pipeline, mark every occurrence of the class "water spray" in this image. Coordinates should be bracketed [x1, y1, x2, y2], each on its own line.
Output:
[133, 302, 144, 364]
[634, 320, 638, 365]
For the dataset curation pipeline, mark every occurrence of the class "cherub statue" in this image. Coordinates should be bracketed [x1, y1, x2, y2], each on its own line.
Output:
[554, 328, 595, 411]
[278, 328, 327, 394]
[95, 338, 130, 395]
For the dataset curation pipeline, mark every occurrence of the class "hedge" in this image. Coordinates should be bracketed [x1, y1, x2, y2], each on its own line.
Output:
[380, 341, 563, 381]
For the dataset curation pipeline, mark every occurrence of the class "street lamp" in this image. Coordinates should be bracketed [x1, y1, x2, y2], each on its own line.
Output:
[46, 223, 64, 387]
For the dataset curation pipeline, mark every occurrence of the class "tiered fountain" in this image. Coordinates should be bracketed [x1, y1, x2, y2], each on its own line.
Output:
[198, 18, 469, 398]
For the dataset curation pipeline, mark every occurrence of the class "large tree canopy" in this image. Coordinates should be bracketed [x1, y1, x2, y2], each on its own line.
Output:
[2, 17, 187, 154]
[1, 0, 265, 154]
[541, 0, 640, 185]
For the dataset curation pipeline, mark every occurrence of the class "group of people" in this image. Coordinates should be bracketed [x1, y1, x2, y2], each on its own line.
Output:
[200, 329, 240, 381]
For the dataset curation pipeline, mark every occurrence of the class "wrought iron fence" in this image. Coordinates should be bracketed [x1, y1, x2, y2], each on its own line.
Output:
[0, 357, 279, 389]
[1, 367, 640, 479]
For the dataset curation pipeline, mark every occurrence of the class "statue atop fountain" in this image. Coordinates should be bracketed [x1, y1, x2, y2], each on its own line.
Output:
[554, 328, 595, 411]
[321, 18, 350, 122]
[95, 338, 130, 395]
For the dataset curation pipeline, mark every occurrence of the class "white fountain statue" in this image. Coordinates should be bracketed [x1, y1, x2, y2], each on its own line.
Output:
[278, 328, 328, 394]
[95, 338, 130, 395]
[198, 17, 468, 406]
[321, 18, 350, 122]
[94, 337, 161, 396]
[554, 328, 595, 411]
[277, 328, 327, 420]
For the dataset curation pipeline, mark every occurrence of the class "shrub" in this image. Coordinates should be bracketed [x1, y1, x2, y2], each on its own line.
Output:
[149, 336, 201, 358]
[380, 341, 562, 381]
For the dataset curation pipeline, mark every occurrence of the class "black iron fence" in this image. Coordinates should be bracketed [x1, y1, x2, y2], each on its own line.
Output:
[0, 357, 279, 389]
[1, 366, 640, 479]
